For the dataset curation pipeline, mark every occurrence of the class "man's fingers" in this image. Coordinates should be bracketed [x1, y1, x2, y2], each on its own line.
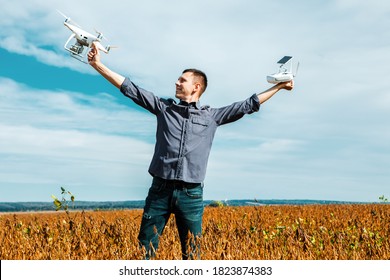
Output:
[87, 42, 100, 63]
[90, 42, 100, 55]
[279, 80, 294, 91]
[87, 48, 95, 58]
[286, 80, 294, 91]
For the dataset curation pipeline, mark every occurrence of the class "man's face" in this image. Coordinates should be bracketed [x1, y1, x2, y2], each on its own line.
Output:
[175, 72, 197, 101]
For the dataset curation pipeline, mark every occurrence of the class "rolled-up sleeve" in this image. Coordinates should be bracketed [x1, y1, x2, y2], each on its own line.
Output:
[120, 77, 163, 115]
[210, 94, 261, 126]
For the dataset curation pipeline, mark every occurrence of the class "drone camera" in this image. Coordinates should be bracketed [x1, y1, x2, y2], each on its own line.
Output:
[70, 45, 84, 55]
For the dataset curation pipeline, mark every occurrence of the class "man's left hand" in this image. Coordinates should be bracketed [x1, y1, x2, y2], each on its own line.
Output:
[281, 80, 294, 91]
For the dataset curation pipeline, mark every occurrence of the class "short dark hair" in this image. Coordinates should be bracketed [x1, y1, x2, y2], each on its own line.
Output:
[183, 68, 208, 93]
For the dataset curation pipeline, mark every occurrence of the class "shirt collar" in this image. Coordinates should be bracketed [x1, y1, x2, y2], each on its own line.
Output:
[178, 100, 201, 109]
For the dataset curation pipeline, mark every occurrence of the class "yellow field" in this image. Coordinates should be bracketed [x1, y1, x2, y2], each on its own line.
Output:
[1, 204, 389, 260]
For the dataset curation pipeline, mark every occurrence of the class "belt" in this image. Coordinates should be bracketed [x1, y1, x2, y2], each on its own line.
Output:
[153, 176, 201, 189]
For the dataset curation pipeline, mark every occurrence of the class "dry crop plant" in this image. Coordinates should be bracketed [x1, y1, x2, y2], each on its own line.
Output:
[0, 204, 389, 260]
[0, 210, 146, 259]
[200, 204, 390, 260]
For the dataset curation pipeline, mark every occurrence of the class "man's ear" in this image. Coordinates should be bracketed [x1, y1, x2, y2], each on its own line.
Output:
[192, 83, 201, 95]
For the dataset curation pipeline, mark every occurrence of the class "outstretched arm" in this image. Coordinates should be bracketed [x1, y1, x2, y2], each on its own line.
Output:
[257, 80, 294, 104]
[88, 42, 125, 89]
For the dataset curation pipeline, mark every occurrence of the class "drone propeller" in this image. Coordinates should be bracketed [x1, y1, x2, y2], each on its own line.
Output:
[93, 42, 119, 53]
[57, 10, 82, 28]
[106, 45, 119, 52]
[57, 9, 69, 20]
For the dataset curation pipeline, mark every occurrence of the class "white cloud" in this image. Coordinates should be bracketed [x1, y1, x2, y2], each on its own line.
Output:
[0, 78, 155, 201]
[0, 77, 155, 137]
[1, 1, 389, 97]
[1, 1, 389, 202]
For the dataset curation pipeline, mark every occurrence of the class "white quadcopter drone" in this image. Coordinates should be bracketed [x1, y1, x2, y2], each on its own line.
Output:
[267, 56, 299, 84]
[58, 11, 114, 63]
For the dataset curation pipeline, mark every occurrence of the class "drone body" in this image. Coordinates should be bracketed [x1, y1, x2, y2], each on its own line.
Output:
[267, 56, 299, 84]
[59, 11, 112, 63]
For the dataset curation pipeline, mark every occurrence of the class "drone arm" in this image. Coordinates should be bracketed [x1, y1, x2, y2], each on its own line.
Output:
[93, 41, 109, 53]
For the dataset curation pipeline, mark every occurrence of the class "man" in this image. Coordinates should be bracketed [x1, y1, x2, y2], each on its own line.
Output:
[88, 43, 294, 259]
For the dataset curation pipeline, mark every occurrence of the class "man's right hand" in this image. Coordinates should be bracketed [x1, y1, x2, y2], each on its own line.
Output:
[86, 41, 125, 89]
[88, 42, 100, 66]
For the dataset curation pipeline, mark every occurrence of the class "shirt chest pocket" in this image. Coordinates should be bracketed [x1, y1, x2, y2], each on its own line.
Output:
[191, 117, 209, 136]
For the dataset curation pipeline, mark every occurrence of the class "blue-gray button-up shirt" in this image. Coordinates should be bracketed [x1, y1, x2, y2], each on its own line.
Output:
[120, 77, 261, 183]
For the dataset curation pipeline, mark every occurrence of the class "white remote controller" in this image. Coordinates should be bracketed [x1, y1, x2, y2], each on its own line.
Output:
[267, 56, 299, 84]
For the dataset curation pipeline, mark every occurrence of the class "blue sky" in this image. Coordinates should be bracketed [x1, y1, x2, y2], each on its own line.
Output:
[0, 0, 389, 202]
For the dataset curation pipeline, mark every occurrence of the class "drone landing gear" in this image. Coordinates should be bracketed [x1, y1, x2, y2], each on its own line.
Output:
[63, 34, 89, 63]
[65, 46, 88, 63]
